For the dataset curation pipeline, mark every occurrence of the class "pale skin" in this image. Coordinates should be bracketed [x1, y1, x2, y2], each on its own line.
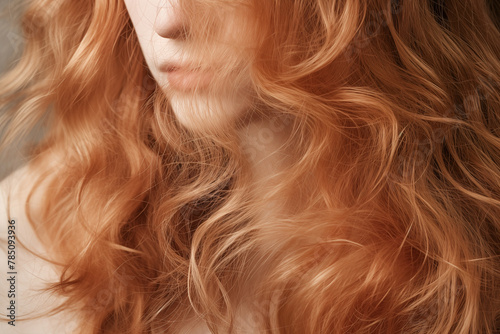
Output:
[123, 0, 295, 188]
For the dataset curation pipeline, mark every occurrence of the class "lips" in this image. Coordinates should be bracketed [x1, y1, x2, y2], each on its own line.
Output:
[160, 63, 213, 91]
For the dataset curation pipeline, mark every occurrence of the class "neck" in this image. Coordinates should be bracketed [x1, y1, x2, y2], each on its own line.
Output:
[237, 111, 295, 186]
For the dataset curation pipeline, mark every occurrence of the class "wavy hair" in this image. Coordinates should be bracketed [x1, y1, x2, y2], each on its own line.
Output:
[1, 0, 500, 333]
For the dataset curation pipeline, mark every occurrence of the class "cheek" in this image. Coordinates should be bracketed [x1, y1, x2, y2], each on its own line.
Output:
[168, 88, 255, 135]
[123, 0, 141, 24]
[123, 0, 159, 68]
[123, 1, 157, 41]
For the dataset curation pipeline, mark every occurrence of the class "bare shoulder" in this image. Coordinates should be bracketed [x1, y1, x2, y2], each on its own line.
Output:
[0, 164, 80, 333]
[0, 151, 64, 245]
[0, 163, 38, 253]
[0, 164, 34, 223]
[0, 163, 47, 255]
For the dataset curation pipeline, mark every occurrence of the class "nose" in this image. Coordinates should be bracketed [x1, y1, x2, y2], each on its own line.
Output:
[154, 1, 186, 39]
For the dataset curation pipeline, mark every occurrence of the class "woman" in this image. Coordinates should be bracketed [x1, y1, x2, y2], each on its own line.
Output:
[1, 0, 499, 333]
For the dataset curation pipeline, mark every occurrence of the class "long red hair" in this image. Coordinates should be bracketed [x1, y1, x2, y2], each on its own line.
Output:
[1, 0, 500, 332]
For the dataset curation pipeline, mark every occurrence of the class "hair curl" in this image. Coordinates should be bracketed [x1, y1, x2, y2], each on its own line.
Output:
[1, 0, 500, 333]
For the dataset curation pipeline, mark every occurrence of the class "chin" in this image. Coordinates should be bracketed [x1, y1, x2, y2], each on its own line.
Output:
[167, 88, 254, 135]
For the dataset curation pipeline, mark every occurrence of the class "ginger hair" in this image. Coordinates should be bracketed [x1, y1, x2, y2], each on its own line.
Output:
[1, 0, 500, 332]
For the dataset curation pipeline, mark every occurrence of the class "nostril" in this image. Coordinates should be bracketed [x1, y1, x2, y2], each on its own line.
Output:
[158, 26, 186, 39]
[154, 4, 186, 39]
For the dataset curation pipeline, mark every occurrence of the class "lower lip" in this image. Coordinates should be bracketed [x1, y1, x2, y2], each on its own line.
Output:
[165, 68, 213, 92]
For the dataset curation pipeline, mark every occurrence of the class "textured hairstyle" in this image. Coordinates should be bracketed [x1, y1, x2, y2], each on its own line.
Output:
[1, 0, 500, 333]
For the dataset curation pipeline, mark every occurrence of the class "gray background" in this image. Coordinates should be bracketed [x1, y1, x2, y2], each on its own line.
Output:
[0, 0, 41, 181]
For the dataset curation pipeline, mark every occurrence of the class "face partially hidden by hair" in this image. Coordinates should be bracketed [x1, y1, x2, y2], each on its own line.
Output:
[124, 0, 258, 134]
